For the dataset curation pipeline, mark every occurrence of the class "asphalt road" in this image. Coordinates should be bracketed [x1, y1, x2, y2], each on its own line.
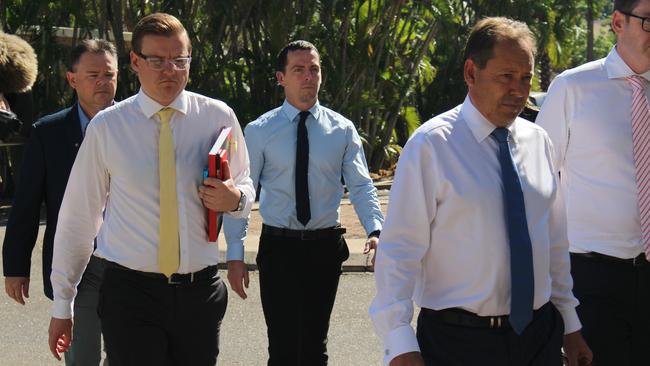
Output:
[0, 226, 389, 366]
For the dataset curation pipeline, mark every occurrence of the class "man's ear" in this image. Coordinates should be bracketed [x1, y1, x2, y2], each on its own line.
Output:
[463, 59, 477, 88]
[275, 71, 284, 86]
[65, 71, 76, 89]
[611, 10, 626, 35]
[130, 51, 140, 74]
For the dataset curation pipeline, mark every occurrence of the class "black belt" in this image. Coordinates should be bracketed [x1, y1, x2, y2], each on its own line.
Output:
[103, 259, 218, 285]
[261, 224, 346, 240]
[421, 302, 552, 329]
[571, 252, 649, 267]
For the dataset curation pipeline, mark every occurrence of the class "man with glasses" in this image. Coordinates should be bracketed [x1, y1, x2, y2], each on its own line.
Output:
[47, 13, 254, 366]
[537, 0, 650, 364]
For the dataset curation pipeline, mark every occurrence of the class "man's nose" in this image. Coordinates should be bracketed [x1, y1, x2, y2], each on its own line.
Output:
[510, 78, 529, 97]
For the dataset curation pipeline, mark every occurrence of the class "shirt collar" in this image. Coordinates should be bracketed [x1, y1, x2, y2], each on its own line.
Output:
[460, 95, 518, 143]
[281, 99, 321, 122]
[77, 103, 90, 131]
[136, 89, 189, 119]
[606, 46, 650, 81]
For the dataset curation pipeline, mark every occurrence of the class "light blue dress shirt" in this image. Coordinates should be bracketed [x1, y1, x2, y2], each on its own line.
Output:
[77, 104, 90, 135]
[78, 101, 115, 136]
[224, 100, 384, 260]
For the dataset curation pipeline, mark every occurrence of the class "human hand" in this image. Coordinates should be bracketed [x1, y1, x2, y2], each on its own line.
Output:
[389, 351, 425, 366]
[227, 260, 249, 299]
[0, 94, 10, 111]
[363, 236, 379, 269]
[5, 276, 30, 305]
[563, 331, 593, 366]
[48, 317, 73, 360]
[198, 160, 240, 212]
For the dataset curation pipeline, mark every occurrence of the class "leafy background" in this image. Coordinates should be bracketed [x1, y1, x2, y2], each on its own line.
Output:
[1, 0, 615, 171]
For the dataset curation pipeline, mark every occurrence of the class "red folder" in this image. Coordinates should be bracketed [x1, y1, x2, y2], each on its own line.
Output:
[207, 127, 233, 242]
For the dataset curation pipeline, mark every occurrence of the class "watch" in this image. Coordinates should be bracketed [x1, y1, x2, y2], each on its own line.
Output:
[233, 190, 246, 212]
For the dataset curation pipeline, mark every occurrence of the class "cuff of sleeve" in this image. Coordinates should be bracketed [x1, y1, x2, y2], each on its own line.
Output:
[383, 325, 420, 365]
[364, 220, 383, 238]
[226, 190, 253, 219]
[52, 299, 74, 319]
[226, 239, 245, 261]
[557, 305, 581, 334]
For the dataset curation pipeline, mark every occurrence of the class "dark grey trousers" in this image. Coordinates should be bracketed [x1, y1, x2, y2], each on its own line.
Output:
[65, 255, 107, 366]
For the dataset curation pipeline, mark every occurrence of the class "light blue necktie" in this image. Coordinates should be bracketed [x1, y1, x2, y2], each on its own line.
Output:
[492, 127, 534, 335]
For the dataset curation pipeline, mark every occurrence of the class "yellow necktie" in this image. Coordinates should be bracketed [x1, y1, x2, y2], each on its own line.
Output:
[157, 107, 179, 277]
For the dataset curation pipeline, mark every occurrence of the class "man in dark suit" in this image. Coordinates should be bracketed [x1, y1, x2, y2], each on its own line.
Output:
[2, 39, 118, 366]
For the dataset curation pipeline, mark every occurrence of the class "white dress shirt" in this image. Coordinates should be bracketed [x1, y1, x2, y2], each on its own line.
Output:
[369, 96, 580, 365]
[536, 47, 650, 259]
[51, 89, 254, 318]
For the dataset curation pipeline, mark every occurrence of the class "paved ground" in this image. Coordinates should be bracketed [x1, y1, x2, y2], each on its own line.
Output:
[0, 271, 387, 366]
[0, 192, 396, 365]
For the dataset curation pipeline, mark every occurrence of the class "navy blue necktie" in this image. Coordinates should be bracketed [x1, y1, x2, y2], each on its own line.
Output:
[296, 111, 311, 226]
[491, 127, 534, 335]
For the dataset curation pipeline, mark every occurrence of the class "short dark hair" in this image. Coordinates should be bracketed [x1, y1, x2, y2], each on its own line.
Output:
[69, 39, 117, 72]
[615, 0, 641, 13]
[132, 13, 191, 54]
[276, 40, 319, 72]
[464, 17, 537, 69]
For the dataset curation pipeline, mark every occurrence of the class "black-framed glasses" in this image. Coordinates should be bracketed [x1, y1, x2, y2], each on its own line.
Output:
[619, 10, 650, 32]
[136, 52, 192, 70]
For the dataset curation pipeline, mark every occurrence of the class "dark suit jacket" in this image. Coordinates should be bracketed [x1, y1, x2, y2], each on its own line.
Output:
[2, 104, 83, 300]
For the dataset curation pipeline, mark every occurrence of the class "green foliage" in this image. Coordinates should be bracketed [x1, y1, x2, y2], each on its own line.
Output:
[0, 0, 615, 172]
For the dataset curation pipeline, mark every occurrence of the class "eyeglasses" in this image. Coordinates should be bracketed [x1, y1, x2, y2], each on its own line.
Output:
[619, 10, 650, 32]
[136, 52, 192, 70]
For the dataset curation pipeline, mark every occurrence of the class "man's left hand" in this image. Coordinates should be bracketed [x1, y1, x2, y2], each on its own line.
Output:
[199, 160, 240, 212]
[227, 260, 249, 300]
[48, 317, 73, 360]
[563, 331, 593, 366]
[363, 236, 379, 269]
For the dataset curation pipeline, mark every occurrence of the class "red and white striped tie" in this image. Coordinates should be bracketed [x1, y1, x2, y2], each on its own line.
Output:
[629, 75, 650, 260]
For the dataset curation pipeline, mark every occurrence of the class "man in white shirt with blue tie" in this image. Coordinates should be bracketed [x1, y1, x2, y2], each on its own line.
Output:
[536, 0, 650, 364]
[370, 17, 591, 366]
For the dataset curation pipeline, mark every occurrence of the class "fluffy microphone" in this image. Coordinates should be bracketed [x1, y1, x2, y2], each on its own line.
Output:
[0, 32, 38, 94]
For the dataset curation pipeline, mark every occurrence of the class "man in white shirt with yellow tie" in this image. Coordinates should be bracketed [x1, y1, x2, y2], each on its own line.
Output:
[370, 17, 592, 366]
[536, 0, 650, 364]
[46, 13, 254, 366]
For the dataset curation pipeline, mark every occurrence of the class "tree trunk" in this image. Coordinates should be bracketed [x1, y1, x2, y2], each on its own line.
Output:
[540, 52, 551, 91]
[586, 0, 594, 61]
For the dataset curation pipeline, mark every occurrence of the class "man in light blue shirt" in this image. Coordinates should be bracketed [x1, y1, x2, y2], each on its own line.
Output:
[225, 40, 383, 366]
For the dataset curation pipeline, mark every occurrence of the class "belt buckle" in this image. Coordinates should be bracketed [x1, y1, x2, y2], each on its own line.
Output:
[167, 272, 194, 285]
[167, 274, 182, 285]
[300, 230, 316, 240]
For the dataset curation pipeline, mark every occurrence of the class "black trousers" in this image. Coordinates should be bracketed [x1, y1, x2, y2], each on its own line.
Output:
[571, 253, 650, 366]
[97, 265, 228, 366]
[416, 303, 564, 366]
[256, 232, 349, 366]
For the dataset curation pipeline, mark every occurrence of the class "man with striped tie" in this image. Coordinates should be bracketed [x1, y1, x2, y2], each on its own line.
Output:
[536, 1, 650, 364]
